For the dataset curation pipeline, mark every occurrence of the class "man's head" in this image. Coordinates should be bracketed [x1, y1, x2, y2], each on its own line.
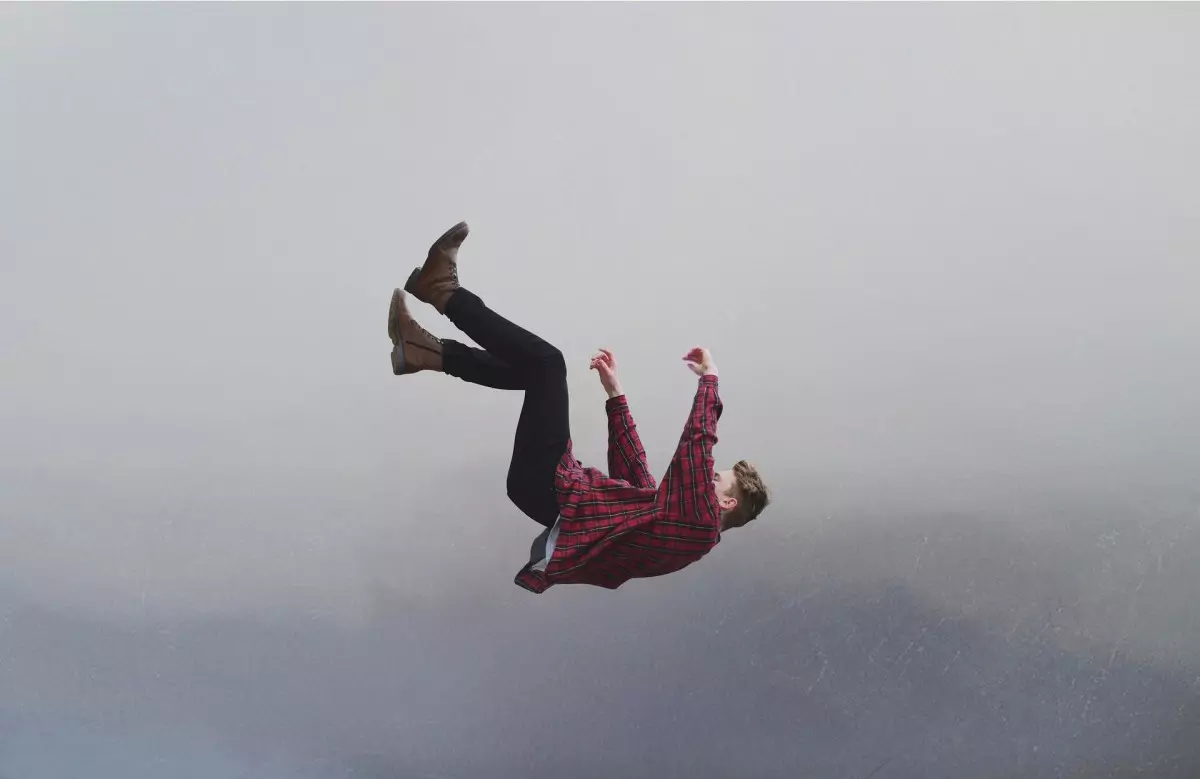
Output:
[713, 460, 770, 531]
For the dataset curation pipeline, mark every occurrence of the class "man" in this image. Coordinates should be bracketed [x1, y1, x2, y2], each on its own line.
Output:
[388, 221, 770, 593]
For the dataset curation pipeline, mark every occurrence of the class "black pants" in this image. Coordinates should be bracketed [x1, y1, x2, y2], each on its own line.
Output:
[441, 288, 569, 528]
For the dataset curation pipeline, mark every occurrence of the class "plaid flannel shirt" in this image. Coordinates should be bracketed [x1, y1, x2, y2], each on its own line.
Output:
[514, 374, 723, 593]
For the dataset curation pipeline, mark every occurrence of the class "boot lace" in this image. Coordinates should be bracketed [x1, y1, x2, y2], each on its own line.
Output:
[405, 317, 442, 347]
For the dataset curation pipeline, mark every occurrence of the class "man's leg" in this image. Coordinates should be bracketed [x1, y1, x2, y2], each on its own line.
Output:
[505, 358, 570, 528]
[447, 287, 569, 528]
[443, 287, 561, 376]
[451, 288, 572, 527]
[401, 223, 570, 528]
[441, 342, 525, 390]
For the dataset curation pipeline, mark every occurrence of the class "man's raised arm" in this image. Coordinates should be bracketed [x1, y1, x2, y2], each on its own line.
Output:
[656, 348, 723, 532]
[606, 393, 657, 489]
[590, 348, 656, 489]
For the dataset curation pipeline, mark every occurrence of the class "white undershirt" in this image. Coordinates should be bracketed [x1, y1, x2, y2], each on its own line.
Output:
[530, 515, 562, 572]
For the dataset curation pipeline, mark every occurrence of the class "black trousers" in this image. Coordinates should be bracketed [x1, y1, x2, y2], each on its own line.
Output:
[441, 288, 569, 528]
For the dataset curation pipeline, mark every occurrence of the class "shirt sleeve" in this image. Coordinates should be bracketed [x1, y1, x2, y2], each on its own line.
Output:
[657, 374, 723, 531]
[605, 394, 657, 490]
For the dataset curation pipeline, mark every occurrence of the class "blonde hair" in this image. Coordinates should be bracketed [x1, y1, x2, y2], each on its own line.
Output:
[729, 459, 770, 527]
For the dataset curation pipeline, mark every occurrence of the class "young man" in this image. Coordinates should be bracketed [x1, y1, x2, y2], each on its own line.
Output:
[388, 222, 769, 593]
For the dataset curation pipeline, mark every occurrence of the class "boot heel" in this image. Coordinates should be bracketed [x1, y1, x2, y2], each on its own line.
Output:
[391, 344, 406, 375]
[404, 266, 422, 296]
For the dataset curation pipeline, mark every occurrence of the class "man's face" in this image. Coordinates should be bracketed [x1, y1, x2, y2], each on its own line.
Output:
[712, 468, 739, 514]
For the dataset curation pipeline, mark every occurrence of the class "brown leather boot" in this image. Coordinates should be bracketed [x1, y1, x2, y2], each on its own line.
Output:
[388, 288, 443, 375]
[404, 221, 468, 314]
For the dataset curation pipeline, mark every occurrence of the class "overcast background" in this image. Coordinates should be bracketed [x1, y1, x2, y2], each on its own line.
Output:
[2, 4, 1199, 778]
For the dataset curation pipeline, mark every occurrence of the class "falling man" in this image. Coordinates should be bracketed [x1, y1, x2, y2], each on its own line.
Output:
[387, 222, 770, 593]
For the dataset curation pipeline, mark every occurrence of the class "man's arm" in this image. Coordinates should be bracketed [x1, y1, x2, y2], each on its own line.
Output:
[606, 393, 657, 489]
[590, 348, 657, 489]
[657, 372, 723, 531]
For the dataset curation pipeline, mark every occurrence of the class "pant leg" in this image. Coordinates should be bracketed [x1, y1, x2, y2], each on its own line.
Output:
[442, 341, 525, 391]
[506, 360, 570, 528]
[443, 288, 569, 528]
[444, 288, 561, 373]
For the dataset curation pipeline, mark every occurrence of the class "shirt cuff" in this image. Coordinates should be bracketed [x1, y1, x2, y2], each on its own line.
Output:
[605, 394, 629, 410]
[698, 374, 719, 386]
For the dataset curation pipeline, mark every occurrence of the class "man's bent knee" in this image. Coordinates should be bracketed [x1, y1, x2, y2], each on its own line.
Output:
[532, 345, 566, 377]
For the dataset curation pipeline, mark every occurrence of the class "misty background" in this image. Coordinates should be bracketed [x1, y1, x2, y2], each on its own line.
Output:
[2, 3, 1198, 778]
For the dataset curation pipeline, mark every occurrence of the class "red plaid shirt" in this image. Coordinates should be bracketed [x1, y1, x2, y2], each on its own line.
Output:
[514, 374, 723, 593]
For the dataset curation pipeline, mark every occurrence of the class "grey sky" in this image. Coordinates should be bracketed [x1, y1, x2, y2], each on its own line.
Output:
[2, 3, 1199, 777]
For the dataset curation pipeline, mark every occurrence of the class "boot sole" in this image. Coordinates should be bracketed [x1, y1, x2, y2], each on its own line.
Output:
[388, 287, 401, 344]
[433, 221, 469, 252]
[389, 288, 407, 375]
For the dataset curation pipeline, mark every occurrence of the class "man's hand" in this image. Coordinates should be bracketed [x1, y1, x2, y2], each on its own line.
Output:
[682, 346, 718, 377]
[590, 347, 623, 398]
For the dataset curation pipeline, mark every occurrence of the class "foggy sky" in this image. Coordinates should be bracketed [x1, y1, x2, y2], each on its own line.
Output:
[2, 4, 1199, 778]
